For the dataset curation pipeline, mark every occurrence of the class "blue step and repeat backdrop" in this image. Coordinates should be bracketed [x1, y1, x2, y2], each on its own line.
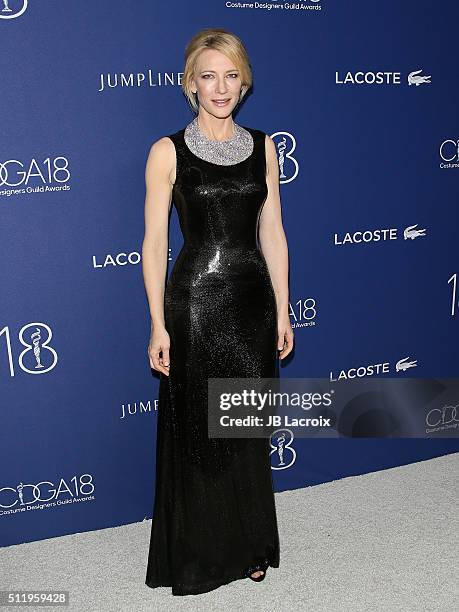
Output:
[1, 1, 458, 547]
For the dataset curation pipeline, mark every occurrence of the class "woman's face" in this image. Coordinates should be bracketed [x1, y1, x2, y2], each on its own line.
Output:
[191, 49, 242, 116]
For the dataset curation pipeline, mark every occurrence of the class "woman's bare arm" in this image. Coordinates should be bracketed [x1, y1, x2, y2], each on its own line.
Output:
[142, 136, 176, 375]
[258, 135, 294, 360]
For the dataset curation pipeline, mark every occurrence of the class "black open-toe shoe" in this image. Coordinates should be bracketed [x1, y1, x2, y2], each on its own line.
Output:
[244, 557, 270, 583]
[249, 569, 266, 582]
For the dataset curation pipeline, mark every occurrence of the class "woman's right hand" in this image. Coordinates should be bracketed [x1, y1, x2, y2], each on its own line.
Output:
[148, 328, 170, 376]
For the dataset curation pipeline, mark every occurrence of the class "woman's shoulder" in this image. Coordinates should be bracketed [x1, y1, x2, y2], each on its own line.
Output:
[148, 135, 175, 155]
[164, 126, 186, 142]
[146, 135, 177, 174]
[150, 125, 186, 152]
[240, 125, 269, 146]
[148, 127, 184, 150]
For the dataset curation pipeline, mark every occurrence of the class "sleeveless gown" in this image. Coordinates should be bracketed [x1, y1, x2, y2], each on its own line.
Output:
[145, 124, 280, 596]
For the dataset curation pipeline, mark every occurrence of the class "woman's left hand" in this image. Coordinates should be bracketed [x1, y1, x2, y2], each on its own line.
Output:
[277, 316, 294, 359]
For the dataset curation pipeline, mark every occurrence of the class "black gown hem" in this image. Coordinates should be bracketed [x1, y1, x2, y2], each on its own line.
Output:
[145, 560, 279, 596]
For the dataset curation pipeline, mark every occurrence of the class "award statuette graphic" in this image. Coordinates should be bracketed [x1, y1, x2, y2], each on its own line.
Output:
[270, 428, 296, 470]
[277, 137, 287, 180]
[271, 131, 299, 184]
[31, 327, 45, 369]
[0, 0, 28, 19]
[17, 482, 24, 505]
[276, 431, 286, 465]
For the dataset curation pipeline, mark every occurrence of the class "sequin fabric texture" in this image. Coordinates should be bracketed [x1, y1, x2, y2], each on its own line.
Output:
[184, 116, 254, 165]
[145, 121, 280, 596]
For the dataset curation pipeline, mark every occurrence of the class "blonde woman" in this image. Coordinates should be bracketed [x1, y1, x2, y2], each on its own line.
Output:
[143, 27, 293, 596]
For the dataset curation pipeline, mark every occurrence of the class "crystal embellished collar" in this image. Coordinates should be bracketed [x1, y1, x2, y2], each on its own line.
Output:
[184, 116, 254, 166]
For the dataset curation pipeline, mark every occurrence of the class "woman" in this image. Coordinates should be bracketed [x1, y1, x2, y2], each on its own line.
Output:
[142, 28, 293, 596]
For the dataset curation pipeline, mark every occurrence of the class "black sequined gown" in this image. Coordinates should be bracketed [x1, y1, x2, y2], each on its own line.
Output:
[145, 125, 280, 596]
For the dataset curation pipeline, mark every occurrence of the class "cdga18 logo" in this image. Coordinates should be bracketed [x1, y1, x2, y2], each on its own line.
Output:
[0, 474, 95, 509]
[0, 157, 70, 187]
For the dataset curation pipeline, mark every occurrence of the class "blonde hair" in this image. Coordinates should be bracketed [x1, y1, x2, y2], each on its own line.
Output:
[182, 28, 253, 113]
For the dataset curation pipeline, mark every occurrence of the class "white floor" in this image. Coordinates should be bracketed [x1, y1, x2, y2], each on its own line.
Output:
[2, 453, 457, 612]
